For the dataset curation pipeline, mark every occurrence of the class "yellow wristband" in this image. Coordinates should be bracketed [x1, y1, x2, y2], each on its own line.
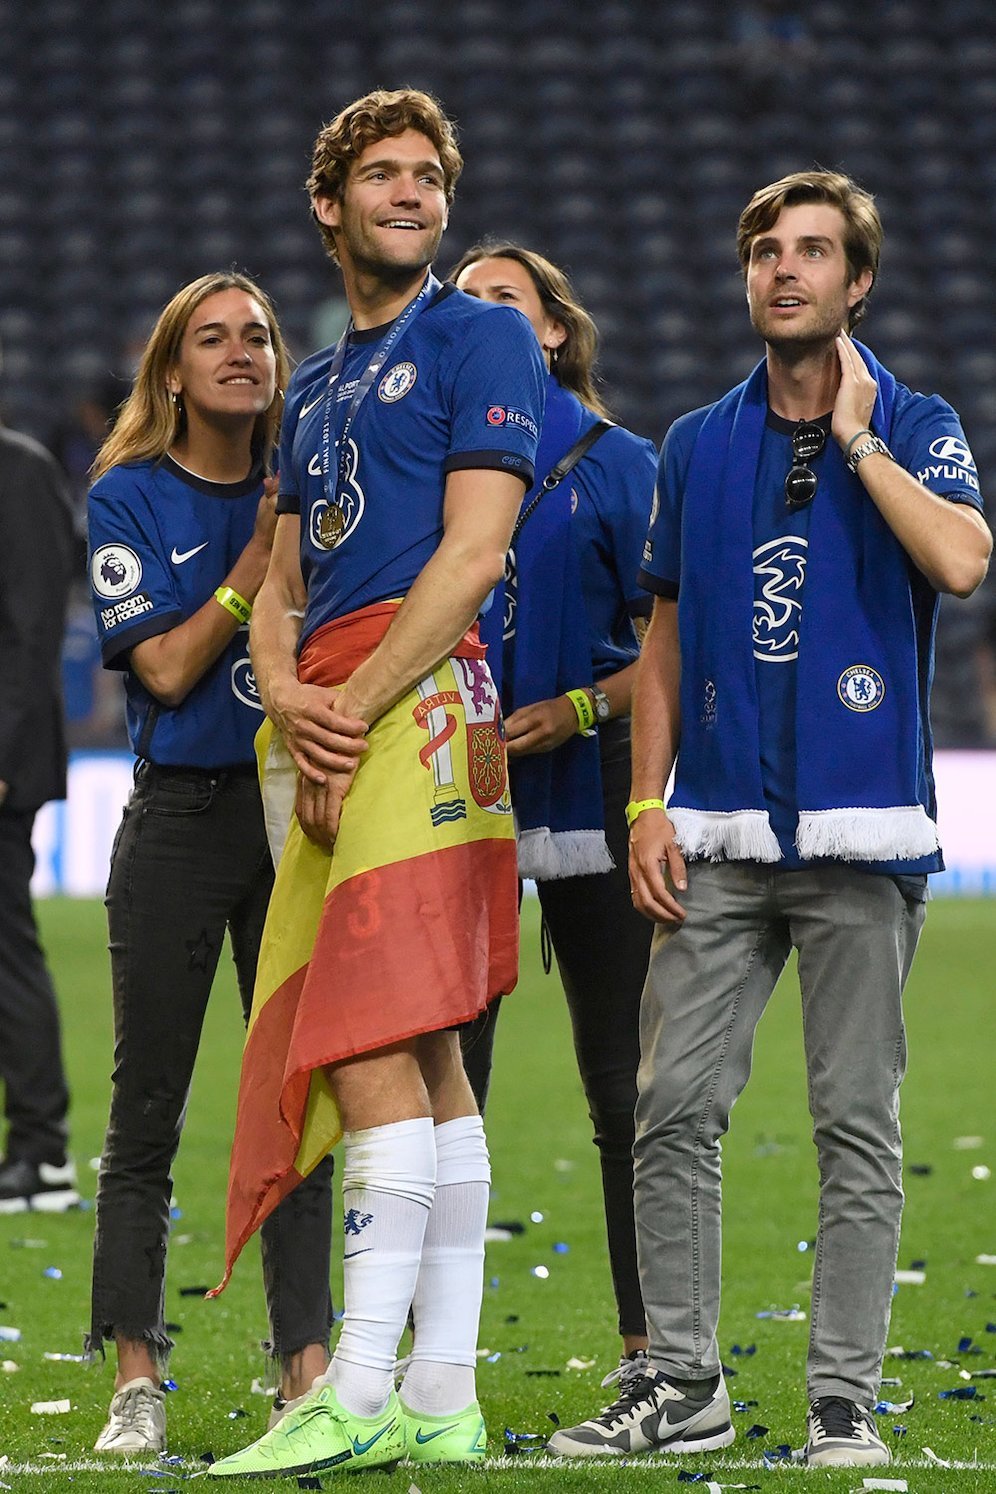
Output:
[565, 688, 596, 733]
[625, 797, 666, 829]
[214, 585, 252, 626]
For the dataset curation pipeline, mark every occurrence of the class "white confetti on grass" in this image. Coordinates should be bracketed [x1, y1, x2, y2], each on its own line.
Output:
[30, 1399, 71, 1414]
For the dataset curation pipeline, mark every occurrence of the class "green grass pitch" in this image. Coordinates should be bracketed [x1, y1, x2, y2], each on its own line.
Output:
[0, 895, 993, 1490]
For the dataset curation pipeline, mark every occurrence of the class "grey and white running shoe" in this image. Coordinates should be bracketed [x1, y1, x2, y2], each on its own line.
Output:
[547, 1356, 735, 1457]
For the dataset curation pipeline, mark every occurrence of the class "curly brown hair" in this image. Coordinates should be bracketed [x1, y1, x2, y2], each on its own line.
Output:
[306, 88, 463, 264]
[736, 170, 882, 330]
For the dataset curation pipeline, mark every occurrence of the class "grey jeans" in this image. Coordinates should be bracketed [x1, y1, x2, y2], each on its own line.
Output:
[634, 861, 925, 1407]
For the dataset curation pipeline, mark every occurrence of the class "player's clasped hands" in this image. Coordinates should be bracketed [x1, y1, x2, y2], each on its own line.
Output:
[295, 765, 358, 852]
[628, 808, 688, 925]
[271, 678, 368, 785]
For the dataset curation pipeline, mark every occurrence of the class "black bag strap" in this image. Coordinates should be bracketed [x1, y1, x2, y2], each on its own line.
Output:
[511, 418, 614, 545]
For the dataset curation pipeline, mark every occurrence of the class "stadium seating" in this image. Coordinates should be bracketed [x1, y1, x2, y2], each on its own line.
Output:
[0, 0, 991, 482]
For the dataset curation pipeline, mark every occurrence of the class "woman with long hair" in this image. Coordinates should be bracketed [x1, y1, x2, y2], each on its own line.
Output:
[85, 273, 333, 1455]
[451, 243, 658, 1450]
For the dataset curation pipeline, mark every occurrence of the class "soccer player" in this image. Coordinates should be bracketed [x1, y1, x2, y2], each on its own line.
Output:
[572, 171, 990, 1466]
[85, 273, 334, 1453]
[208, 91, 545, 1479]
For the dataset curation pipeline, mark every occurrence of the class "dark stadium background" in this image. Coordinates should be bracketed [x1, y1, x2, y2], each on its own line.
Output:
[2, 0, 995, 746]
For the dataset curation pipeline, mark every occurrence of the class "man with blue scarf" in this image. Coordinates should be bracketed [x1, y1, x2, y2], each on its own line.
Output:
[596, 172, 989, 1469]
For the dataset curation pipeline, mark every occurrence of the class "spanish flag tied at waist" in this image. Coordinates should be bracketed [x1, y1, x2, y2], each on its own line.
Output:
[212, 600, 518, 1293]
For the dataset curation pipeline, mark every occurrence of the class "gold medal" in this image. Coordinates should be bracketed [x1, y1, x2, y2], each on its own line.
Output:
[316, 503, 345, 549]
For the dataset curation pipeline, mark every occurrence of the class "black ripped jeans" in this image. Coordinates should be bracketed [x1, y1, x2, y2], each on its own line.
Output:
[87, 762, 333, 1367]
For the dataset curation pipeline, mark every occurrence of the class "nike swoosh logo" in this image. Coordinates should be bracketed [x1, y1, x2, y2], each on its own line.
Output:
[414, 1424, 460, 1444]
[351, 1419, 395, 1457]
[171, 542, 209, 565]
[343, 1247, 373, 1259]
[299, 394, 324, 420]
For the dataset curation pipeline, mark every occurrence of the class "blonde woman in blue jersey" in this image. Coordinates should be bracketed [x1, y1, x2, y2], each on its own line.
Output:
[85, 273, 337, 1455]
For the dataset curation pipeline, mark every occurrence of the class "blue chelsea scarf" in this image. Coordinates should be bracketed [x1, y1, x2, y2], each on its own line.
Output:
[671, 342, 940, 864]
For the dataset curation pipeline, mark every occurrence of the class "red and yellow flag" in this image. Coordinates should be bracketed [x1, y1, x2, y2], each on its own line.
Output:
[213, 603, 518, 1291]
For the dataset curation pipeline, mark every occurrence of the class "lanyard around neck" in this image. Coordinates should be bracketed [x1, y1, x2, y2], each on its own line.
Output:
[319, 271, 440, 510]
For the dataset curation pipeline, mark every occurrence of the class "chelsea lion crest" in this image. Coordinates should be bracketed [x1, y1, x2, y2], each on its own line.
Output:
[837, 664, 885, 712]
[378, 361, 417, 402]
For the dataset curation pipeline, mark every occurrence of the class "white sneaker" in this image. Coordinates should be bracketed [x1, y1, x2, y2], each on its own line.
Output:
[0, 1156, 81, 1214]
[94, 1376, 166, 1454]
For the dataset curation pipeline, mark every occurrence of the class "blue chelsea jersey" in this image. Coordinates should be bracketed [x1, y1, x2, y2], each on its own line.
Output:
[568, 419, 657, 678]
[641, 383, 984, 875]
[277, 284, 546, 648]
[87, 456, 265, 767]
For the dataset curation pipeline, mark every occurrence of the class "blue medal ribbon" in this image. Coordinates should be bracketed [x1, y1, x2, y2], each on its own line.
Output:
[316, 271, 440, 548]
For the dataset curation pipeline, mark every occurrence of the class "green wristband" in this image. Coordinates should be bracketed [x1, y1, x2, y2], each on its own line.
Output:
[565, 688, 597, 733]
[214, 585, 252, 626]
[625, 798, 666, 829]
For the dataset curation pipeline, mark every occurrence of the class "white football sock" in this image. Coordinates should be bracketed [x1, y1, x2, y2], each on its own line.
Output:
[400, 1114, 490, 1415]
[330, 1116, 436, 1418]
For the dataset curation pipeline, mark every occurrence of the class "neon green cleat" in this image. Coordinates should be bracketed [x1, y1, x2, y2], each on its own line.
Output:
[401, 1399, 487, 1463]
[207, 1384, 404, 1479]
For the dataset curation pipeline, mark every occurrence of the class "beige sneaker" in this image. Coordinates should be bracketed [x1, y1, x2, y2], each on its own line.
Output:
[94, 1376, 166, 1454]
[266, 1374, 327, 1432]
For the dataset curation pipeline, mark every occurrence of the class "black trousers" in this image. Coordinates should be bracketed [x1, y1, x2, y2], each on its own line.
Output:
[0, 805, 71, 1165]
[461, 720, 651, 1337]
[88, 763, 333, 1364]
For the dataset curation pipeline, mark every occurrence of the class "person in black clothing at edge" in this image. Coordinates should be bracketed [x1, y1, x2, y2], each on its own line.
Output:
[0, 410, 78, 1215]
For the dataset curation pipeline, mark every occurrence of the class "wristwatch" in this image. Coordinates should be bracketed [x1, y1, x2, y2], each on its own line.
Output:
[846, 433, 893, 474]
[588, 684, 611, 723]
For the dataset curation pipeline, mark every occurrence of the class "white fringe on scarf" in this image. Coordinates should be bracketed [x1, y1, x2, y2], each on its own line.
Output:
[670, 807, 782, 863]
[516, 826, 616, 881]
[796, 805, 939, 861]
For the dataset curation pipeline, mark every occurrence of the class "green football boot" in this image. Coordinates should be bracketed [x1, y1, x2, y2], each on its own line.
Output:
[208, 1383, 404, 1479]
[402, 1399, 487, 1463]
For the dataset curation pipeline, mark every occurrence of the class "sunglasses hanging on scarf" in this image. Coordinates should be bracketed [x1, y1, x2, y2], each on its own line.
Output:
[784, 420, 828, 510]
